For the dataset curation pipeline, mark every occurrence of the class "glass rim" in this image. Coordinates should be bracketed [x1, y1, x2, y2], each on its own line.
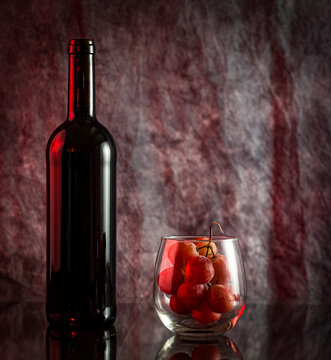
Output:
[161, 235, 238, 242]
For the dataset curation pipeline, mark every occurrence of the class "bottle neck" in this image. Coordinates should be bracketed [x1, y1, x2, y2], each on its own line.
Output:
[68, 53, 95, 121]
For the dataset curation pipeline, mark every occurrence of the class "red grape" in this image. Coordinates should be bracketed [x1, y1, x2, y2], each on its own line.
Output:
[192, 344, 221, 360]
[157, 267, 184, 294]
[170, 294, 190, 315]
[170, 353, 191, 360]
[192, 298, 221, 324]
[211, 255, 230, 285]
[168, 241, 199, 268]
[195, 240, 218, 258]
[207, 284, 234, 314]
[185, 256, 214, 284]
[177, 283, 205, 310]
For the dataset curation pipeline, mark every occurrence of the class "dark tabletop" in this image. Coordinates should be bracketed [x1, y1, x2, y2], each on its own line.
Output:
[0, 302, 330, 359]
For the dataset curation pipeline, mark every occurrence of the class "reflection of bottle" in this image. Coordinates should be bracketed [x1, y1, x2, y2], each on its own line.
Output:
[46, 39, 116, 326]
[155, 335, 244, 360]
[46, 326, 116, 360]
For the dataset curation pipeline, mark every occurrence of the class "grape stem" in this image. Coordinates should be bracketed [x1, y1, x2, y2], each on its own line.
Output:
[196, 222, 224, 258]
[197, 244, 216, 258]
[207, 222, 224, 257]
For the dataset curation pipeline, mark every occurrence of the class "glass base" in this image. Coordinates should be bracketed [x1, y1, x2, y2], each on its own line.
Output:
[157, 309, 234, 339]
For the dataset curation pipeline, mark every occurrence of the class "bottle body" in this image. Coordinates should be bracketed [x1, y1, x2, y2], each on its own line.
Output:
[46, 40, 116, 326]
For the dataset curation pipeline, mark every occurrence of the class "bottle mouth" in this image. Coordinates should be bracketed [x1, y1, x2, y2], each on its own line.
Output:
[68, 39, 95, 54]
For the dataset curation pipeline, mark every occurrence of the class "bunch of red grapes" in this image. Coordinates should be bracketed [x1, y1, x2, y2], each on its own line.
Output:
[157, 239, 236, 325]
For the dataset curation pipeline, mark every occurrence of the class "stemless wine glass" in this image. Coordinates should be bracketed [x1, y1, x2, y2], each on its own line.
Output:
[153, 235, 246, 338]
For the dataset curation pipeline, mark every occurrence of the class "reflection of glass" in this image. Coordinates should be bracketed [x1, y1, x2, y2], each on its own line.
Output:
[155, 335, 244, 360]
[46, 326, 116, 359]
[154, 236, 246, 338]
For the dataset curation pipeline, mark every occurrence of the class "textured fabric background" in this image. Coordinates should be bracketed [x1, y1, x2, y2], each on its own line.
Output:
[0, 0, 330, 303]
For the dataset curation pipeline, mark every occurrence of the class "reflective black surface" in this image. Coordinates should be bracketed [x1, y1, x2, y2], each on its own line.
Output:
[155, 335, 243, 359]
[47, 326, 116, 359]
[0, 302, 330, 359]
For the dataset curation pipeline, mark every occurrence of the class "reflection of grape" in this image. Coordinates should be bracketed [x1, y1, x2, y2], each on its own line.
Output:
[157, 267, 184, 294]
[195, 240, 218, 258]
[192, 344, 221, 360]
[177, 283, 205, 310]
[185, 256, 214, 284]
[170, 353, 191, 360]
[168, 241, 199, 268]
[192, 298, 221, 324]
[211, 255, 230, 285]
[208, 284, 234, 314]
[170, 295, 190, 315]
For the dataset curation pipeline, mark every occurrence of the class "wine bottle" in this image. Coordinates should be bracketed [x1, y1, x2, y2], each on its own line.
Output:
[46, 39, 116, 326]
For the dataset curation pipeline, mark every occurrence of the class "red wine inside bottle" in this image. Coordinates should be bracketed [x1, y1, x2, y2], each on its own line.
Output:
[46, 39, 116, 326]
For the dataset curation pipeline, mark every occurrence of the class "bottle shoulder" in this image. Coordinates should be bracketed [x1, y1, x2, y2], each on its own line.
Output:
[46, 118, 116, 154]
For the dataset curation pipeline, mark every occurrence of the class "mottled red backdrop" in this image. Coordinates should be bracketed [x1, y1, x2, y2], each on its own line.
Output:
[0, 0, 330, 303]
